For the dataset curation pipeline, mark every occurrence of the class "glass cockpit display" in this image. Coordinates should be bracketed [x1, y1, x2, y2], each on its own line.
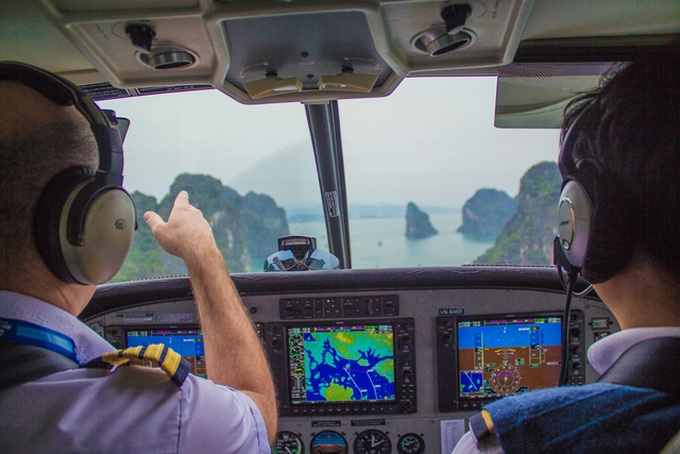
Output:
[126, 328, 206, 377]
[287, 323, 396, 404]
[456, 315, 562, 399]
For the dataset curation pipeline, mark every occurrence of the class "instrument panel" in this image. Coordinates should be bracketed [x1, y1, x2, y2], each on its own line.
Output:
[84, 267, 618, 453]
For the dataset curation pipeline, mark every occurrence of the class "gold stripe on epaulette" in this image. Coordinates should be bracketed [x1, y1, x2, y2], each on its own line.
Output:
[99, 344, 189, 387]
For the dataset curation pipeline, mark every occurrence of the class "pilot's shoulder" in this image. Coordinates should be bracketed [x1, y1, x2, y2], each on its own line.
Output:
[98, 367, 271, 453]
[486, 383, 680, 452]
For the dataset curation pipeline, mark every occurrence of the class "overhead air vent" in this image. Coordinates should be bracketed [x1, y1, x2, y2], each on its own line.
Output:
[136, 46, 198, 70]
[411, 3, 475, 57]
[125, 23, 198, 71]
[412, 28, 476, 57]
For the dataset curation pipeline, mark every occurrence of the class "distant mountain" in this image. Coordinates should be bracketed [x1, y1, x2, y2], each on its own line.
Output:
[286, 205, 325, 223]
[112, 173, 289, 281]
[242, 191, 289, 258]
[405, 202, 438, 239]
[475, 162, 560, 265]
[228, 142, 320, 208]
[458, 189, 517, 237]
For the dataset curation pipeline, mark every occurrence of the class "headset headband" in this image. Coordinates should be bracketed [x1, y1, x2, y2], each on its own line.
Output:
[0, 61, 123, 185]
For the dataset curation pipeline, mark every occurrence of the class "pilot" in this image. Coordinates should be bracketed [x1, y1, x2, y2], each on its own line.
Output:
[0, 63, 277, 452]
[453, 44, 680, 452]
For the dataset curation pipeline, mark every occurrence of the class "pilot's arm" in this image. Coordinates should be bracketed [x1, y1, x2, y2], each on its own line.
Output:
[144, 191, 278, 445]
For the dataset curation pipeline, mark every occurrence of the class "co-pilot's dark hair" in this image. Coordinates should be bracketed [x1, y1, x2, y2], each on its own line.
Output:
[559, 41, 680, 287]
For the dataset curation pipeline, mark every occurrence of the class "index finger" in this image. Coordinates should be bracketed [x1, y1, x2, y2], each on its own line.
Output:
[174, 190, 189, 207]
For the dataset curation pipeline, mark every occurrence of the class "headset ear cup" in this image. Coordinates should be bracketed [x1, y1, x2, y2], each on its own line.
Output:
[61, 186, 135, 284]
[557, 179, 593, 269]
[33, 167, 95, 283]
[33, 167, 136, 284]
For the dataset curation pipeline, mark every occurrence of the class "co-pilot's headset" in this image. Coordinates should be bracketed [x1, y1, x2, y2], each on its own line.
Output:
[554, 103, 633, 287]
[0, 61, 136, 285]
[554, 115, 594, 284]
[553, 103, 633, 385]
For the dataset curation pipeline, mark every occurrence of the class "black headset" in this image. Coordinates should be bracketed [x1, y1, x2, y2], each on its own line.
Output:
[555, 106, 632, 285]
[0, 61, 136, 285]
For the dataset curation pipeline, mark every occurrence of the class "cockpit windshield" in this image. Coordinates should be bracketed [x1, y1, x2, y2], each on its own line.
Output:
[99, 76, 560, 281]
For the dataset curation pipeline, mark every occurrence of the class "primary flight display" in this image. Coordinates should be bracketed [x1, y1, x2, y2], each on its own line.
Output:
[457, 316, 562, 399]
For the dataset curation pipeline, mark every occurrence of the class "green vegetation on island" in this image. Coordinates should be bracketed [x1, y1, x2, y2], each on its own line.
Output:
[475, 162, 561, 265]
[112, 173, 288, 282]
[458, 188, 517, 237]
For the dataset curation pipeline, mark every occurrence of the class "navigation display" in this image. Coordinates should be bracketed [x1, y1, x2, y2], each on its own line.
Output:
[287, 323, 396, 404]
[126, 328, 206, 377]
[457, 315, 562, 399]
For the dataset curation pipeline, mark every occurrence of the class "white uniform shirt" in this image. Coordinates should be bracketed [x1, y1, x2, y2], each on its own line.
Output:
[0, 291, 270, 453]
[452, 325, 680, 454]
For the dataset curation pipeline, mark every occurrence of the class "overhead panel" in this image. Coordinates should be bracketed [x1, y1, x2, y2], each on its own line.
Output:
[19, 0, 676, 105]
[32, 0, 214, 87]
[221, 12, 393, 100]
[382, 0, 535, 73]
[27, 0, 543, 103]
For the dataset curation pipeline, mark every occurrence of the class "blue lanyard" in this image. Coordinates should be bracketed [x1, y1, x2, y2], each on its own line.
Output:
[0, 317, 78, 363]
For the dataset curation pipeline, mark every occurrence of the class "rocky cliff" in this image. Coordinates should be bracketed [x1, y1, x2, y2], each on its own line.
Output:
[475, 162, 560, 265]
[113, 173, 289, 281]
[458, 188, 517, 237]
[405, 202, 438, 239]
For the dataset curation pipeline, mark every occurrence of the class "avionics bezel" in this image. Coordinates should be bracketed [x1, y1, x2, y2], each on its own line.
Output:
[266, 318, 417, 417]
[437, 312, 567, 412]
[123, 326, 203, 348]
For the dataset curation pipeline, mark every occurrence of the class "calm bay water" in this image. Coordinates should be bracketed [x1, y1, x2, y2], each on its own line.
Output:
[288, 213, 495, 269]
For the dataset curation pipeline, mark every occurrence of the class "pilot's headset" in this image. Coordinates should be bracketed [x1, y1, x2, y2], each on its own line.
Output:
[555, 103, 633, 285]
[0, 62, 136, 285]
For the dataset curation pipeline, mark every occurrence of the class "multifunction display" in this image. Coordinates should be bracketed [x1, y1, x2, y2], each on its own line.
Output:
[267, 318, 417, 416]
[288, 323, 396, 404]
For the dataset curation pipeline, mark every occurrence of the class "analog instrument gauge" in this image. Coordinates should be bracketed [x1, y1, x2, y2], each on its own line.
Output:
[273, 431, 304, 454]
[397, 433, 425, 454]
[353, 429, 391, 454]
[311, 430, 348, 454]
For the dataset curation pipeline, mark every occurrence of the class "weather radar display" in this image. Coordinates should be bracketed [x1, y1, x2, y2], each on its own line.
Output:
[287, 324, 396, 403]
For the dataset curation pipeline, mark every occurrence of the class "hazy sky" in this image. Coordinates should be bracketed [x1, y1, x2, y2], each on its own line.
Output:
[99, 77, 560, 210]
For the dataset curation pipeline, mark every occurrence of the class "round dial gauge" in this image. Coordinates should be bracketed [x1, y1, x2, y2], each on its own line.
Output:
[311, 431, 348, 454]
[489, 364, 521, 394]
[273, 431, 304, 454]
[397, 433, 425, 454]
[353, 429, 391, 454]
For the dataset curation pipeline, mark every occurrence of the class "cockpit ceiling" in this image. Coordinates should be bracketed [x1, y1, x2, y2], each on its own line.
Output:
[1, 0, 678, 115]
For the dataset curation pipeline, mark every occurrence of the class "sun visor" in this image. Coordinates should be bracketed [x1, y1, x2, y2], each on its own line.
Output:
[494, 63, 614, 129]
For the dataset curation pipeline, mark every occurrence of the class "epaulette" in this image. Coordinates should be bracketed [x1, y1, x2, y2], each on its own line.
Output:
[84, 343, 191, 387]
